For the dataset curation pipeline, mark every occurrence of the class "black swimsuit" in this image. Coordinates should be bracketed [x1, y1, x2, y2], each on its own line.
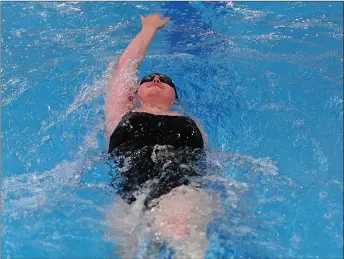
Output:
[108, 111, 205, 207]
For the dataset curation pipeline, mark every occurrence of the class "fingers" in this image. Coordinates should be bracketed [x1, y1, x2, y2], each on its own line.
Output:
[164, 17, 171, 23]
[144, 13, 160, 18]
[142, 13, 171, 21]
[140, 13, 172, 29]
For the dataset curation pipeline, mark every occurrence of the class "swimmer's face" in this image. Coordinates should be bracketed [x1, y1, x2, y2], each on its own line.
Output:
[137, 75, 176, 105]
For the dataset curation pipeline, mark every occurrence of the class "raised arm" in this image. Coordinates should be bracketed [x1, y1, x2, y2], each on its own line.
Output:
[105, 13, 171, 140]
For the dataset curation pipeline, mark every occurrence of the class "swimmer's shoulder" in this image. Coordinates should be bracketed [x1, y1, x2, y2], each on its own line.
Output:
[132, 109, 185, 117]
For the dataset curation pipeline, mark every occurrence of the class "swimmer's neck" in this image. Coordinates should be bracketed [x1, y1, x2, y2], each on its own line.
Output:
[136, 101, 175, 114]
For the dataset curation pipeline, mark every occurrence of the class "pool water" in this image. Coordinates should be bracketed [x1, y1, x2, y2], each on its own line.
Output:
[1, 2, 343, 259]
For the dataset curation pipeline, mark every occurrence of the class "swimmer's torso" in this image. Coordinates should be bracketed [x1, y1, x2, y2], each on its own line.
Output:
[109, 111, 204, 154]
[108, 111, 205, 206]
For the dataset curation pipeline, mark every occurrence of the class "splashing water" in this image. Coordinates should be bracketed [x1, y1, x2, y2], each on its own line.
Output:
[2, 2, 342, 259]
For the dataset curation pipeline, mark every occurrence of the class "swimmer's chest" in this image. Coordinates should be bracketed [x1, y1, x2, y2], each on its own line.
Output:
[110, 112, 203, 151]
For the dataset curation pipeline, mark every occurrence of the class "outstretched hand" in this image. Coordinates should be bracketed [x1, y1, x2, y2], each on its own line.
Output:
[140, 13, 171, 31]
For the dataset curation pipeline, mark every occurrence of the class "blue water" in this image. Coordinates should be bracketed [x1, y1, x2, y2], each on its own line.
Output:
[1, 2, 343, 259]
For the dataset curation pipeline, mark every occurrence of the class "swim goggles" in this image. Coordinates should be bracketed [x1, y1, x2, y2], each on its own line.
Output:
[139, 73, 178, 101]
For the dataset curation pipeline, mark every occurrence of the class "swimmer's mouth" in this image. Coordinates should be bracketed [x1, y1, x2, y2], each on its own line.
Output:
[149, 84, 163, 89]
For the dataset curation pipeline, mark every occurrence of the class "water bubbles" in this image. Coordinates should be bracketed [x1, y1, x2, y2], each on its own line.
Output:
[325, 96, 343, 108]
[52, 231, 61, 240]
[292, 119, 304, 128]
[41, 135, 51, 143]
[226, 1, 234, 8]
[312, 139, 329, 173]
[319, 191, 328, 200]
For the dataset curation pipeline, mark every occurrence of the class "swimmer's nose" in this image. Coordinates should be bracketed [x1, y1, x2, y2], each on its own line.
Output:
[153, 75, 161, 83]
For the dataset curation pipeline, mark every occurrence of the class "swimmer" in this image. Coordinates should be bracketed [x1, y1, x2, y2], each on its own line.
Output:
[104, 13, 216, 258]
